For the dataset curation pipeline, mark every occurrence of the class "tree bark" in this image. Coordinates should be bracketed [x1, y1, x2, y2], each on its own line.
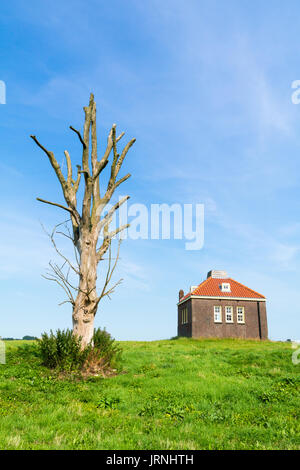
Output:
[72, 234, 98, 348]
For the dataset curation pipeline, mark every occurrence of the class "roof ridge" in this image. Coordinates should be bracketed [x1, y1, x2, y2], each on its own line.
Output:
[228, 278, 265, 298]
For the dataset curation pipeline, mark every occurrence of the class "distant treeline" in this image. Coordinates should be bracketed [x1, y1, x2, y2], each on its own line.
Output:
[2, 336, 38, 341]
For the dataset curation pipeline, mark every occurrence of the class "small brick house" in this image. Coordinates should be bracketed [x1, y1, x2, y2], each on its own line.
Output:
[178, 270, 268, 340]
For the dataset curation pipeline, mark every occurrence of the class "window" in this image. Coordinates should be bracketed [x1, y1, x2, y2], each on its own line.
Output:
[225, 306, 233, 323]
[181, 308, 188, 325]
[221, 283, 231, 292]
[237, 307, 245, 324]
[214, 306, 222, 323]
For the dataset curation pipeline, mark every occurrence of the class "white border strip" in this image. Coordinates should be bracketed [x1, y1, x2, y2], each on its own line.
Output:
[178, 295, 266, 306]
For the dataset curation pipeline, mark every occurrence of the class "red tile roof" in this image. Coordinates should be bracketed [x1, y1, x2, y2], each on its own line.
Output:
[179, 277, 265, 303]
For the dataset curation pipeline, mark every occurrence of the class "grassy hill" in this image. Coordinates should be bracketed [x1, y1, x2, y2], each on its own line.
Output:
[0, 338, 299, 450]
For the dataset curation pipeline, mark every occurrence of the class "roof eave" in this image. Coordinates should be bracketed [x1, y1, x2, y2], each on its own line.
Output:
[177, 294, 266, 306]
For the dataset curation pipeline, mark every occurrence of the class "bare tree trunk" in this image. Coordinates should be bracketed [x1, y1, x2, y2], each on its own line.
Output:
[31, 93, 135, 348]
[72, 235, 98, 347]
[72, 312, 95, 348]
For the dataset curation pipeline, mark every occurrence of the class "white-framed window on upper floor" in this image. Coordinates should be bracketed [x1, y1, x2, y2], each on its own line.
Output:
[225, 306, 233, 323]
[237, 306, 245, 324]
[214, 306, 222, 323]
[181, 307, 188, 325]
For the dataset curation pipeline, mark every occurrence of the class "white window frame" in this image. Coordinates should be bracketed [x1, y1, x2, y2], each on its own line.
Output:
[221, 283, 231, 292]
[214, 306, 222, 323]
[225, 306, 233, 323]
[237, 306, 245, 324]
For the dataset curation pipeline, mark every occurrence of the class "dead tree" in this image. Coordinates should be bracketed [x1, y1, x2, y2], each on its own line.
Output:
[31, 93, 135, 347]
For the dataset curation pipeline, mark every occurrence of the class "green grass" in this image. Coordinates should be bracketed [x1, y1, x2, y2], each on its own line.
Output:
[0, 338, 299, 450]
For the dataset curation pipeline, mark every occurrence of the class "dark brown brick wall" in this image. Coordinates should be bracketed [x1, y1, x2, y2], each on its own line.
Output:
[177, 299, 192, 337]
[178, 298, 268, 340]
[257, 301, 268, 340]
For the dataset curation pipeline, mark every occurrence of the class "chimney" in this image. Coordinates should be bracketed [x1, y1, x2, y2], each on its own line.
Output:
[207, 270, 228, 279]
[179, 289, 184, 301]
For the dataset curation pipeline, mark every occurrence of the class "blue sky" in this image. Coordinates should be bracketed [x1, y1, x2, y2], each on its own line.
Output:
[1, 0, 300, 341]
